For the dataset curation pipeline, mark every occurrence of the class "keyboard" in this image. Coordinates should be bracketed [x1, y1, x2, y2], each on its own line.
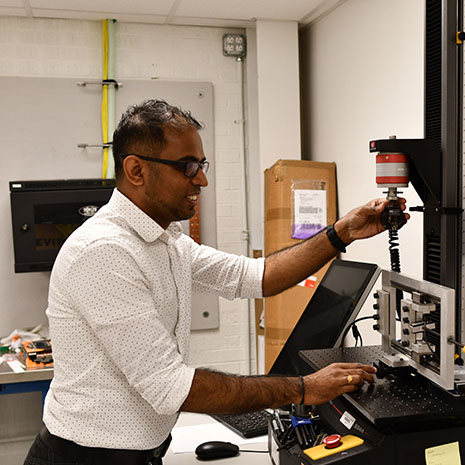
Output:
[211, 410, 270, 438]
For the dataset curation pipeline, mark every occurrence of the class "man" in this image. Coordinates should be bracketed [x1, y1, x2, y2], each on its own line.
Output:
[24, 99, 407, 465]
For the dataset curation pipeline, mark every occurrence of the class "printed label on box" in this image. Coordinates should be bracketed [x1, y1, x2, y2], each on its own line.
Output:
[292, 189, 327, 240]
[298, 276, 318, 288]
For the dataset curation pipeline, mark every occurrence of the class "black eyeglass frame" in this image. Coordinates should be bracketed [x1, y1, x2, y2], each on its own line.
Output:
[120, 154, 209, 178]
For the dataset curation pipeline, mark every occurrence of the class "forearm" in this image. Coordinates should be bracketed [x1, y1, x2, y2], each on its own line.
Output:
[180, 363, 377, 414]
[261, 196, 394, 297]
[180, 369, 301, 414]
[263, 225, 345, 297]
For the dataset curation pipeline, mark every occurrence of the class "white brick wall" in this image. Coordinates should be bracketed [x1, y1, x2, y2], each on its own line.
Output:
[0, 17, 253, 374]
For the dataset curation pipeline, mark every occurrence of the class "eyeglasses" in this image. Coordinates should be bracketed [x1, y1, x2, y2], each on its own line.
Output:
[120, 154, 209, 178]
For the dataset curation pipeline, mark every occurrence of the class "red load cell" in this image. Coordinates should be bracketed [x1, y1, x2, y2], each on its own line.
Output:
[376, 153, 409, 188]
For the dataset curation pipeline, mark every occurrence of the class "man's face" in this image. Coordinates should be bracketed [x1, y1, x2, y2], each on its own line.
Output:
[141, 125, 208, 228]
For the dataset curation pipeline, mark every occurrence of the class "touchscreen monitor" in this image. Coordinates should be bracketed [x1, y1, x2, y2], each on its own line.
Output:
[269, 260, 380, 376]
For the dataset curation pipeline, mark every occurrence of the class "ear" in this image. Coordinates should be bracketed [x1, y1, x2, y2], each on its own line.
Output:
[123, 156, 145, 187]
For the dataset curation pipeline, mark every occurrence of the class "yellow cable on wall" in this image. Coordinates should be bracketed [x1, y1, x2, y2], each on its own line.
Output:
[101, 19, 109, 178]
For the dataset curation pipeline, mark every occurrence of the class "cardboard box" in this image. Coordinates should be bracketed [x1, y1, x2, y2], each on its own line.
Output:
[264, 160, 337, 372]
[253, 249, 265, 373]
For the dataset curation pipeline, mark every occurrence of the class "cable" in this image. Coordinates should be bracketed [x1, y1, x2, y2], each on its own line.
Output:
[101, 19, 109, 178]
[423, 326, 441, 363]
[388, 230, 401, 272]
[329, 400, 343, 416]
[351, 324, 363, 347]
[388, 229, 403, 320]
[340, 316, 375, 348]
[424, 335, 440, 363]
[239, 450, 269, 453]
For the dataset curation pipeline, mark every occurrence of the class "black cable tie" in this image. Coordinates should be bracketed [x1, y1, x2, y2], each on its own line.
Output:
[102, 79, 119, 89]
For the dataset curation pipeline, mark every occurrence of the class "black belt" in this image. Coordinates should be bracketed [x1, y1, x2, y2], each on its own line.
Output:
[40, 426, 171, 465]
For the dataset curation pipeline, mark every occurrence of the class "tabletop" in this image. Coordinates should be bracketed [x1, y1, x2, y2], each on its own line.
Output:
[165, 413, 270, 465]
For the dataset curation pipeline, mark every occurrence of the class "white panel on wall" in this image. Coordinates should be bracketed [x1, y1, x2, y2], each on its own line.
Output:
[0, 77, 218, 333]
[115, 79, 219, 330]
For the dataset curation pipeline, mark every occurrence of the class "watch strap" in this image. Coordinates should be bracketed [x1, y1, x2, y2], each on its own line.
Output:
[326, 223, 347, 253]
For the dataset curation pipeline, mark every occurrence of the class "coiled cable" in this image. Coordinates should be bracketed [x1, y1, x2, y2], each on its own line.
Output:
[388, 229, 401, 272]
[388, 229, 402, 319]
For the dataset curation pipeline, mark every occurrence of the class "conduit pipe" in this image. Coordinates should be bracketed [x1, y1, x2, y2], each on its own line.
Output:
[101, 19, 116, 178]
[106, 19, 116, 178]
[237, 57, 253, 375]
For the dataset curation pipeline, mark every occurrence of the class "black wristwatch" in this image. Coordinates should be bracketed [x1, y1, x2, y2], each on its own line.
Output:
[326, 223, 347, 253]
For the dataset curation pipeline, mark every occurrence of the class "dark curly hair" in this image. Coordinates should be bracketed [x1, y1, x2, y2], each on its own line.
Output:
[112, 99, 202, 178]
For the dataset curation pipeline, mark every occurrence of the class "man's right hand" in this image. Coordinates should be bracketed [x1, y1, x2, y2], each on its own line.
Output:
[303, 362, 377, 405]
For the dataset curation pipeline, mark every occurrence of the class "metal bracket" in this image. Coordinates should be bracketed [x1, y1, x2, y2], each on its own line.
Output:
[77, 79, 122, 88]
[382, 270, 456, 391]
[77, 142, 112, 149]
[409, 206, 463, 215]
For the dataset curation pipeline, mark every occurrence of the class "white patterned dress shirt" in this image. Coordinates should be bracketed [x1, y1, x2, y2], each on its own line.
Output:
[43, 188, 264, 449]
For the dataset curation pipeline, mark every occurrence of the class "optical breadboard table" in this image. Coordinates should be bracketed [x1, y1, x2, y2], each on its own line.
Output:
[300, 345, 465, 428]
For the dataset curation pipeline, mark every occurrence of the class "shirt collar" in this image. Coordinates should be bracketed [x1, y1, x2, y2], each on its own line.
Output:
[108, 189, 183, 243]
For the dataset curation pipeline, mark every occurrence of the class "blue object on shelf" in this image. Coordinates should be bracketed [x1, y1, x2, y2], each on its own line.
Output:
[0, 379, 51, 406]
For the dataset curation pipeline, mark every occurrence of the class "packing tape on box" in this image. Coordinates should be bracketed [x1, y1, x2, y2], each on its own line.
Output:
[266, 208, 291, 221]
[265, 327, 294, 339]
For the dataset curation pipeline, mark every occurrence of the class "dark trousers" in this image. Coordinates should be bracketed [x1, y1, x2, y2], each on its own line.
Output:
[23, 426, 171, 465]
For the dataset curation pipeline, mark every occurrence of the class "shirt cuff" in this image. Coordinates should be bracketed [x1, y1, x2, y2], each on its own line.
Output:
[238, 256, 265, 299]
[139, 364, 196, 416]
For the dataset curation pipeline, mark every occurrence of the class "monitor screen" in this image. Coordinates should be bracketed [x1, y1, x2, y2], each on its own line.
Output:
[269, 260, 380, 376]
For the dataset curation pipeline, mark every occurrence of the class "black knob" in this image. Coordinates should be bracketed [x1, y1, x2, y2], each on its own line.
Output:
[373, 293, 379, 299]
[373, 324, 380, 331]
[402, 329, 409, 335]
[403, 317, 409, 323]
[401, 340, 409, 347]
[402, 306, 409, 312]
[373, 314, 380, 320]
[373, 304, 379, 310]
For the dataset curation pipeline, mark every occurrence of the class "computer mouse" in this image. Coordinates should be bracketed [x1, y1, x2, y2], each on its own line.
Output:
[195, 441, 240, 460]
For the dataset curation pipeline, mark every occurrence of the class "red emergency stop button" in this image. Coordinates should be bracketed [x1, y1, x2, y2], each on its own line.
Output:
[323, 434, 342, 449]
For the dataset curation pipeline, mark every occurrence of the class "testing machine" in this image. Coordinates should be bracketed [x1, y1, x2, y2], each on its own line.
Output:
[274, 1, 465, 463]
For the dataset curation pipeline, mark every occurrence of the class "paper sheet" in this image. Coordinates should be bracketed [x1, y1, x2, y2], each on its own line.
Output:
[425, 442, 462, 465]
[170, 422, 267, 454]
[292, 189, 327, 239]
[7, 359, 25, 373]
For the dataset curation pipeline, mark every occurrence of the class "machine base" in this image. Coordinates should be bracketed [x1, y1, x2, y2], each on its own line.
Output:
[272, 346, 465, 464]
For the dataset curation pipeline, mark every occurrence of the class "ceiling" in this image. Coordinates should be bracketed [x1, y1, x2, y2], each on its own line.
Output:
[0, 0, 345, 28]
